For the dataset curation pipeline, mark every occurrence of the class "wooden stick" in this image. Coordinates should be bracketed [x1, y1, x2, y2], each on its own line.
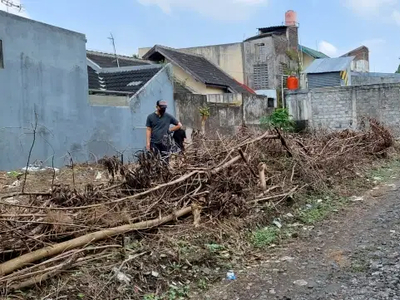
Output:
[9, 256, 77, 291]
[238, 149, 257, 178]
[0, 206, 192, 276]
[224, 131, 279, 153]
[258, 163, 267, 191]
[210, 155, 241, 174]
[249, 186, 299, 204]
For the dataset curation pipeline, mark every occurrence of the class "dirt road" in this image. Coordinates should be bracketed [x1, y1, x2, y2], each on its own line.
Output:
[195, 180, 400, 300]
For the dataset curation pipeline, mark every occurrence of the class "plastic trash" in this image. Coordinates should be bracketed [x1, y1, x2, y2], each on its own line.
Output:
[226, 270, 236, 280]
[112, 267, 131, 284]
[273, 219, 282, 229]
[95, 171, 103, 180]
[21, 165, 59, 174]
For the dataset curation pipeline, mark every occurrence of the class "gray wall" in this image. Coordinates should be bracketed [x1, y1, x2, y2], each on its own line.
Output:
[286, 83, 400, 136]
[0, 11, 175, 171]
[88, 66, 174, 160]
[174, 93, 273, 138]
[0, 11, 88, 170]
[351, 72, 400, 86]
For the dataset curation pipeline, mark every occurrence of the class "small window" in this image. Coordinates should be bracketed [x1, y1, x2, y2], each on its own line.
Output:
[267, 98, 274, 108]
[253, 63, 269, 90]
[0, 40, 3, 69]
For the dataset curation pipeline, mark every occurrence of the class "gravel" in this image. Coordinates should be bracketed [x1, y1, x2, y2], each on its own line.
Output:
[195, 181, 400, 300]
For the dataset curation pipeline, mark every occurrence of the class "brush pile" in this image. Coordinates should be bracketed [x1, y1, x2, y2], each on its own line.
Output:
[0, 119, 395, 295]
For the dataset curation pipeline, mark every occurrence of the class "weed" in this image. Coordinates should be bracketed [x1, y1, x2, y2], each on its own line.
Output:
[77, 293, 85, 299]
[197, 278, 208, 290]
[167, 285, 189, 300]
[251, 227, 279, 248]
[205, 243, 225, 253]
[349, 256, 369, 273]
[298, 194, 348, 225]
[143, 294, 161, 300]
[260, 108, 295, 131]
[7, 170, 22, 178]
[368, 158, 400, 181]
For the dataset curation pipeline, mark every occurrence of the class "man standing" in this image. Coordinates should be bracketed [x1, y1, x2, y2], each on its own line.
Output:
[146, 100, 182, 159]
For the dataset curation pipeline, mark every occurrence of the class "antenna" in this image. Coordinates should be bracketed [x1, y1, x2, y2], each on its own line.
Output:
[108, 33, 120, 68]
[1, 0, 22, 12]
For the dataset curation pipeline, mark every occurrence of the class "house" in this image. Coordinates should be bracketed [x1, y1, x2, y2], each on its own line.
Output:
[299, 45, 329, 70]
[0, 10, 88, 170]
[142, 45, 250, 95]
[139, 10, 300, 96]
[341, 46, 369, 73]
[303, 57, 354, 88]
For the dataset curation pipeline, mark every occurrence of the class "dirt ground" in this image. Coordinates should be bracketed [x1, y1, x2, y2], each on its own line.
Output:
[192, 175, 400, 299]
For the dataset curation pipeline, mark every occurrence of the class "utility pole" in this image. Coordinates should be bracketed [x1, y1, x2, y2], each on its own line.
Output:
[108, 33, 120, 68]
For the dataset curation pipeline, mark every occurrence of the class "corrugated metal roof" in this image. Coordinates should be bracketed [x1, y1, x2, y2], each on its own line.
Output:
[303, 57, 354, 74]
[299, 45, 329, 59]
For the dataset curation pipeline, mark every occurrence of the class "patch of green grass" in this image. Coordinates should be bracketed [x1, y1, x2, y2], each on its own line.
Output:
[167, 285, 189, 300]
[349, 256, 369, 273]
[298, 194, 349, 225]
[7, 170, 22, 178]
[143, 294, 161, 300]
[205, 243, 225, 253]
[368, 158, 400, 181]
[197, 278, 209, 291]
[251, 226, 279, 248]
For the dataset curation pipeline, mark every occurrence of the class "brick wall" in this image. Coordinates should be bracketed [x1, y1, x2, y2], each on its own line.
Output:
[286, 83, 400, 136]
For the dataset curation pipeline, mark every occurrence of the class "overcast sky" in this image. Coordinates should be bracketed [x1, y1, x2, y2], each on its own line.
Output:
[1, 0, 399, 72]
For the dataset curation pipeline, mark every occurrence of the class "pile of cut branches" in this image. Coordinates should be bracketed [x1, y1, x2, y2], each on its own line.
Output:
[0, 118, 394, 297]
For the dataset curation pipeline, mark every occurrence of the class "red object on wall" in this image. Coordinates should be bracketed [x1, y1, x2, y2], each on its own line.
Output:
[287, 76, 299, 90]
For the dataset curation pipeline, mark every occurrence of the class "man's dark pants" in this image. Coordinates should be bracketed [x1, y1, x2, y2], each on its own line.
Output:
[151, 142, 169, 163]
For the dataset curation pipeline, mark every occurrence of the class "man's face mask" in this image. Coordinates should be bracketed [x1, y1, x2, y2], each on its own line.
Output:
[159, 107, 167, 115]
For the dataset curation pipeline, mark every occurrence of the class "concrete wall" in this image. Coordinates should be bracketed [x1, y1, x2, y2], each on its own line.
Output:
[0, 11, 88, 170]
[180, 43, 244, 84]
[243, 36, 275, 89]
[243, 35, 297, 90]
[174, 93, 273, 138]
[0, 10, 174, 172]
[286, 83, 400, 136]
[351, 72, 400, 86]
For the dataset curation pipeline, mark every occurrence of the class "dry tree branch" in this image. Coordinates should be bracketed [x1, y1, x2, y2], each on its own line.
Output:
[0, 206, 192, 276]
[22, 110, 38, 193]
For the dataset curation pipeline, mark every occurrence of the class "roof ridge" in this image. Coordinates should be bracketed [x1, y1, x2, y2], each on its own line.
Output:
[154, 45, 207, 58]
[87, 50, 145, 61]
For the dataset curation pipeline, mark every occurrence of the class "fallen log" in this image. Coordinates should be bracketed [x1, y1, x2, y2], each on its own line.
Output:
[0, 206, 192, 276]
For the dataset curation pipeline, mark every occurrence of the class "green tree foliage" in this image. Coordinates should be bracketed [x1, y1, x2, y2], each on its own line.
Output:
[260, 108, 295, 132]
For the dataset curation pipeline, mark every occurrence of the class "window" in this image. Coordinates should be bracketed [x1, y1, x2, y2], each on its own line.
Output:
[253, 63, 269, 90]
[0, 40, 3, 69]
[267, 98, 274, 108]
[254, 43, 267, 62]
